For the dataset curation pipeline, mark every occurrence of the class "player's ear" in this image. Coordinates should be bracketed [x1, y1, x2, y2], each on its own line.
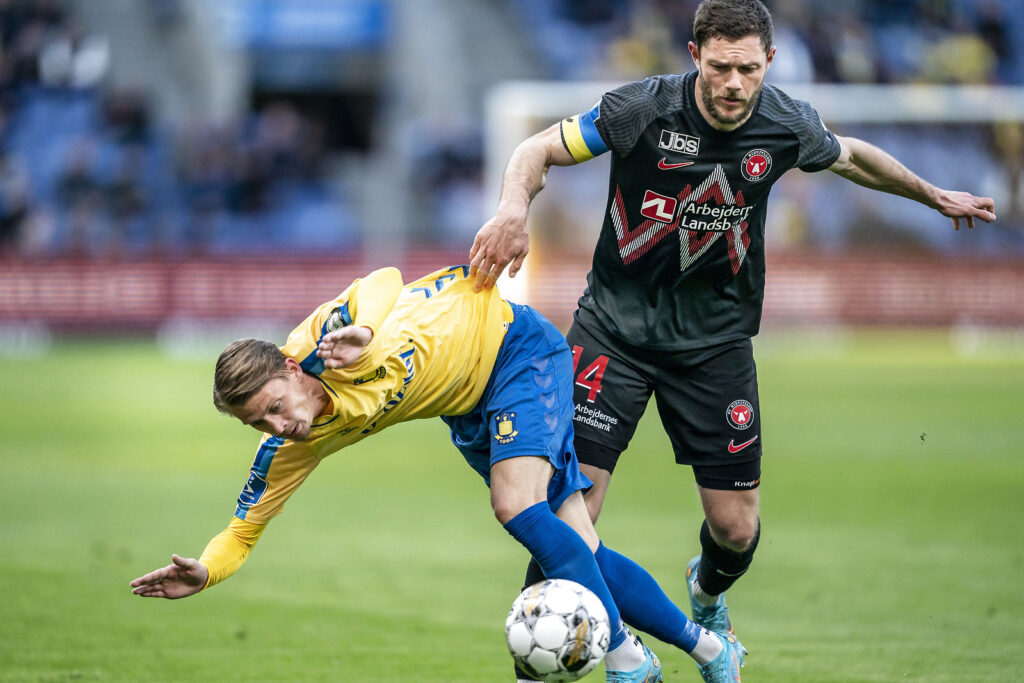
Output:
[687, 41, 700, 70]
[765, 45, 776, 69]
[284, 357, 303, 376]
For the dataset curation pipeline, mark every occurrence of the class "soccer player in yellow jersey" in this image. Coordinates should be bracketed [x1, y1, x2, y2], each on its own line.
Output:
[130, 265, 738, 682]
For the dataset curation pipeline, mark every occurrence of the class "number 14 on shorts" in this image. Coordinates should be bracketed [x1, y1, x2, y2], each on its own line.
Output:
[571, 345, 609, 403]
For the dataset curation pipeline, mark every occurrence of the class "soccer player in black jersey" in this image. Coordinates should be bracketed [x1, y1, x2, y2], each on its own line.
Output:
[470, 1, 996, 681]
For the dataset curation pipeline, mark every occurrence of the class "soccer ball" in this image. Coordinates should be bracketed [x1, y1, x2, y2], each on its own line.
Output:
[505, 578, 611, 682]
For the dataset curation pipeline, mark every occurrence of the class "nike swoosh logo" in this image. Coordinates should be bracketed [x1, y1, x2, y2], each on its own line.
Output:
[657, 157, 695, 170]
[728, 436, 758, 453]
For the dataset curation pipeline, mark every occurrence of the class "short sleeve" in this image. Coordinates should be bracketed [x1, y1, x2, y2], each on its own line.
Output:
[561, 76, 683, 160]
[794, 99, 841, 172]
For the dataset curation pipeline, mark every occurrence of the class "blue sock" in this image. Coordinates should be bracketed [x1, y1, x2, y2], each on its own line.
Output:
[595, 542, 702, 652]
[503, 502, 628, 650]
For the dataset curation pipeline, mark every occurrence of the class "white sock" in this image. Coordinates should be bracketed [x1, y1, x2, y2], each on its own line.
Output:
[691, 574, 721, 607]
[604, 627, 645, 671]
[690, 627, 725, 665]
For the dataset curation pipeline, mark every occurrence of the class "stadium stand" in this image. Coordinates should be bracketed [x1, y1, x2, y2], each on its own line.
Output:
[0, 0, 360, 255]
[0, 0, 1021, 333]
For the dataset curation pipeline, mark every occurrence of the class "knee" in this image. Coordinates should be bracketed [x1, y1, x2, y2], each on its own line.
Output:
[708, 516, 759, 553]
[489, 458, 550, 525]
[492, 495, 529, 526]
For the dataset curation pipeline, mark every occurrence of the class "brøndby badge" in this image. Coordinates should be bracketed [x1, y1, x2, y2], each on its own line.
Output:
[494, 412, 518, 444]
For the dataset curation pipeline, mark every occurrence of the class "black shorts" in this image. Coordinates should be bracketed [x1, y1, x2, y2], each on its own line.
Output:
[566, 312, 761, 491]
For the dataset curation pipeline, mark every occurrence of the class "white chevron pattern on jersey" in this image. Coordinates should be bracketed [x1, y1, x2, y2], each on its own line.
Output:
[608, 163, 752, 274]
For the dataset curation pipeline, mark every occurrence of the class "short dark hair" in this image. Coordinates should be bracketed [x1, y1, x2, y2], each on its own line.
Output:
[213, 339, 289, 413]
[693, 0, 773, 53]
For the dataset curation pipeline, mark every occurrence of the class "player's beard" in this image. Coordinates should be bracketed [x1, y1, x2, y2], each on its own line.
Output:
[698, 71, 762, 125]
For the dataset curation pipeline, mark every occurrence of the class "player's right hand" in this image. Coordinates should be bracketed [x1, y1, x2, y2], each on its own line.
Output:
[130, 554, 208, 599]
[469, 207, 530, 292]
[317, 325, 373, 368]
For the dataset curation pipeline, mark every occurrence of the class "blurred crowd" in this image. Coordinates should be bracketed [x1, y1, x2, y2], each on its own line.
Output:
[2, 0, 1022, 258]
[497, 0, 1024, 254]
[511, 0, 1022, 84]
[0, 0, 357, 256]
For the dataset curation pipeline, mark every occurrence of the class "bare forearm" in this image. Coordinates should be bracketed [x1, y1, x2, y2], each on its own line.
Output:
[503, 140, 550, 208]
[498, 124, 576, 211]
[470, 122, 578, 288]
[829, 135, 996, 229]
[831, 136, 939, 208]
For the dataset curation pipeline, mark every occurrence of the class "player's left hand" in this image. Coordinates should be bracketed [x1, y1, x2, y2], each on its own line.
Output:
[316, 325, 373, 368]
[129, 554, 208, 599]
[935, 190, 997, 230]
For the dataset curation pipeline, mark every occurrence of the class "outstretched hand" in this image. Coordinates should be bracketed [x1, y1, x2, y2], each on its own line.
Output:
[469, 207, 530, 292]
[130, 554, 208, 599]
[316, 325, 373, 369]
[935, 190, 996, 230]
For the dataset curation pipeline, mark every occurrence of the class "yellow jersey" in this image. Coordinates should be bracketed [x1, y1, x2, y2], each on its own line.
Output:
[198, 265, 513, 587]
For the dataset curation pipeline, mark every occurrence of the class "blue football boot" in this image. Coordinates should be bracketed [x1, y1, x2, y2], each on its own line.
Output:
[698, 631, 747, 683]
[605, 640, 663, 683]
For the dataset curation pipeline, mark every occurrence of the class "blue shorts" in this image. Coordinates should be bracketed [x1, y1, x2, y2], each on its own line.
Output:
[442, 303, 592, 512]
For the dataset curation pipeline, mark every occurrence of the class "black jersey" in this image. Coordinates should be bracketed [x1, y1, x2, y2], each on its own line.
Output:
[559, 71, 841, 351]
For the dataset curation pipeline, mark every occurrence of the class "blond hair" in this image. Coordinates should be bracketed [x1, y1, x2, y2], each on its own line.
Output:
[213, 339, 289, 413]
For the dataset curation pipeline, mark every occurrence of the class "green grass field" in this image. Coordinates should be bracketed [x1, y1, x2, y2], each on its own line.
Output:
[1, 330, 1022, 681]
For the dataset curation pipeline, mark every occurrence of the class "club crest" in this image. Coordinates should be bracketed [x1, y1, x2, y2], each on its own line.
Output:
[494, 412, 519, 444]
[741, 148, 772, 181]
[726, 399, 755, 430]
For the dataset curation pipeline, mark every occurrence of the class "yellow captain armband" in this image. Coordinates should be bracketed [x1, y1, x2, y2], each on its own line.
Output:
[560, 103, 609, 163]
